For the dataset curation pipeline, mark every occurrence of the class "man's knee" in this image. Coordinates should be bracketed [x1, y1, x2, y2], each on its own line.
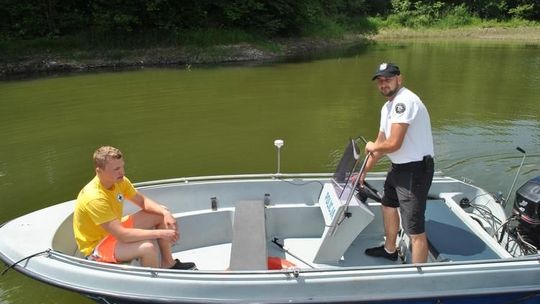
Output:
[139, 240, 159, 256]
[382, 205, 398, 214]
[410, 233, 427, 243]
[133, 211, 165, 229]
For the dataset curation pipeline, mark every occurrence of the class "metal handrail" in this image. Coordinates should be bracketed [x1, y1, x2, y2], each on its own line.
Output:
[133, 172, 335, 187]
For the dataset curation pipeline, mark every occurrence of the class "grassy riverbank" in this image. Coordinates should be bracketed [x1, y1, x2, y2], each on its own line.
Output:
[371, 25, 540, 43]
[1, 23, 539, 80]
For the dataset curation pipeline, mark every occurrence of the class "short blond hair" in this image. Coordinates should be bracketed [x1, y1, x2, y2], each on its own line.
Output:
[93, 146, 123, 169]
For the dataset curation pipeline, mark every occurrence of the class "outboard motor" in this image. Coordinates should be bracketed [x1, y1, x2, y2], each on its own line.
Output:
[512, 175, 540, 250]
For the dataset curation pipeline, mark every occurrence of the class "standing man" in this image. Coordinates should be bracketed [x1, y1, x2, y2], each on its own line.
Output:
[73, 146, 196, 270]
[360, 63, 434, 264]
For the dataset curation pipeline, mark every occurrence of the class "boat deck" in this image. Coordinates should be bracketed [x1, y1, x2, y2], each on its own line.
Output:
[171, 199, 507, 271]
[174, 233, 395, 271]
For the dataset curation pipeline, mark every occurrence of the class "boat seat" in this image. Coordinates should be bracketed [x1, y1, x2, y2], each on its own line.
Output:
[425, 200, 503, 261]
[229, 200, 268, 270]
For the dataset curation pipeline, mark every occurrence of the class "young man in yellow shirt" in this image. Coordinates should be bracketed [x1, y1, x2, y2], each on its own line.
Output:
[73, 146, 196, 270]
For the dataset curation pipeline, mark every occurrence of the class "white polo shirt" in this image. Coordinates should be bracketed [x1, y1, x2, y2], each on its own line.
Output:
[380, 87, 434, 164]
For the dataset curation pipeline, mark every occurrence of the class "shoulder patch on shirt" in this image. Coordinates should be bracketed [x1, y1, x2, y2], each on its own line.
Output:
[395, 103, 406, 114]
[116, 193, 124, 202]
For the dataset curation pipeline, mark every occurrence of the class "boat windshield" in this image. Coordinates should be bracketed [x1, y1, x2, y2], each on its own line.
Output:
[332, 139, 361, 201]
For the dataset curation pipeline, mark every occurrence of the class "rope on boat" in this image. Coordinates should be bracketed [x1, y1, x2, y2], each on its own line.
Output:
[271, 238, 315, 269]
[275, 176, 325, 187]
[1, 249, 51, 276]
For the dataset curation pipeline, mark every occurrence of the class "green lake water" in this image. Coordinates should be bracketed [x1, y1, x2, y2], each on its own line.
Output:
[1, 40, 539, 303]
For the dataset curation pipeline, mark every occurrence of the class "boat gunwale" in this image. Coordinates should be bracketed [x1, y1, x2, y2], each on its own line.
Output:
[11, 247, 540, 277]
[133, 171, 450, 188]
[2, 249, 540, 304]
[133, 173, 335, 187]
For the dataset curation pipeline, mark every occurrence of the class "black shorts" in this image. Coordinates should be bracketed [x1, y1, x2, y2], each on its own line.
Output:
[381, 156, 434, 235]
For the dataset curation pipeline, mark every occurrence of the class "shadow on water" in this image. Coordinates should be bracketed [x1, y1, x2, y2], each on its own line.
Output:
[1, 40, 374, 82]
[280, 40, 373, 64]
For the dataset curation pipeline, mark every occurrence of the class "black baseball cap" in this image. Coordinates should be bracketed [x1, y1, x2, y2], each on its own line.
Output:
[372, 63, 400, 80]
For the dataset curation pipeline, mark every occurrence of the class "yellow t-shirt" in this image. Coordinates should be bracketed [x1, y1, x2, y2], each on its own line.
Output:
[73, 176, 137, 256]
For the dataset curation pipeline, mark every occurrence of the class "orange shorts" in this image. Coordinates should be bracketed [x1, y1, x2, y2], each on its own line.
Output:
[89, 215, 134, 263]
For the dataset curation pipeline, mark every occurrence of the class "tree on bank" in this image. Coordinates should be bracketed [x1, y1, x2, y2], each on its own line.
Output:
[0, 0, 538, 42]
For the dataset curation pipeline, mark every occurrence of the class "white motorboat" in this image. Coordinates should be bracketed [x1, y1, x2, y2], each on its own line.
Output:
[1, 140, 539, 303]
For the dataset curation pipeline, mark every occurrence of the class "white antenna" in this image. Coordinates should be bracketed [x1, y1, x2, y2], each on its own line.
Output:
[274, 139, 284, 174]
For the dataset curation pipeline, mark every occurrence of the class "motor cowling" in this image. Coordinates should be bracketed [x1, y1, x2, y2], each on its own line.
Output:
[512, 175, 540, 250]
[513, 175, 540, 226]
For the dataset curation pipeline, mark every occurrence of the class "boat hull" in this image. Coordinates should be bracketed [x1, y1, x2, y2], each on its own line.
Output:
[6, 250, 540, 304]
[88, 292, 540, 304]
[1, 173, 539, 303]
